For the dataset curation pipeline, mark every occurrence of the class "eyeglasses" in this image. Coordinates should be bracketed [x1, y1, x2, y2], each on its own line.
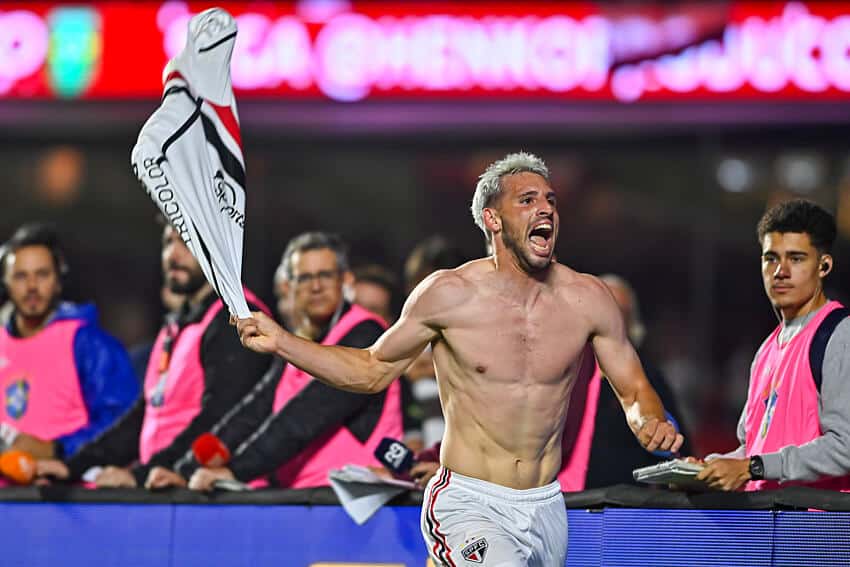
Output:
[292, 269, 340, 287]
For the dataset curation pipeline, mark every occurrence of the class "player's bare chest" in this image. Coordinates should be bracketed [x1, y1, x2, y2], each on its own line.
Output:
[445, 297, 587, 373]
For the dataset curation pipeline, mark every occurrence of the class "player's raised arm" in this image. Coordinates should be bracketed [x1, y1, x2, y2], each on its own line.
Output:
[235, 271, 461, 394]
[587, 277, 684, 453]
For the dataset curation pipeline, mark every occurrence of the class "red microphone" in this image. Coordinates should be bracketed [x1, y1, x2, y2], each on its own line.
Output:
[192, 433, 231, 468]
[0, 450, 35, 485]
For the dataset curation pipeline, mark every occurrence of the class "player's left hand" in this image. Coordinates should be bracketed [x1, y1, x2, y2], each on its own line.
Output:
[696, 457, 750, 491]
[637, 418, 684, 453]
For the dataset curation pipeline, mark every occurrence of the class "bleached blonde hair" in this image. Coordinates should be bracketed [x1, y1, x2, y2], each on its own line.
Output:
[470, 152, 549, 236]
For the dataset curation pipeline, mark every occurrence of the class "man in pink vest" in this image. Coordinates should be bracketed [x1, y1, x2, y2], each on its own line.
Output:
[36, 222, 272, 489]
[694, 199, 850, 491]
[181, 232, 402, 490]
[0, 223, 138, 461]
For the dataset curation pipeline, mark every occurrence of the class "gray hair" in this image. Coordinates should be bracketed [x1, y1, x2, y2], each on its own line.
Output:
[470, 152, 550, 235]
[281, 232, 350, 280]
[273, 263, 288, 286]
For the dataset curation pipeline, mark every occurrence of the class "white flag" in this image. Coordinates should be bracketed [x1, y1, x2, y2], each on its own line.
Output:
[131, 8, 250, 318]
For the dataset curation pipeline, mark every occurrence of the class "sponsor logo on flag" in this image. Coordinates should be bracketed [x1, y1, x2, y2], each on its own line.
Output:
[213, 170, 244, 227]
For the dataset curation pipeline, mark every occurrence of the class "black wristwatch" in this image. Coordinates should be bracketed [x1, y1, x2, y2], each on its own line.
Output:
[748, 455, 765, 481]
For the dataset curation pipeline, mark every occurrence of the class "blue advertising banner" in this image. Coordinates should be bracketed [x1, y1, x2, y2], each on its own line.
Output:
[0, 501, 848, 566]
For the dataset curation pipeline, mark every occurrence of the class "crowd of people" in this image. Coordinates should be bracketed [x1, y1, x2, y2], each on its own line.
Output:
[0, 153, 848, 563]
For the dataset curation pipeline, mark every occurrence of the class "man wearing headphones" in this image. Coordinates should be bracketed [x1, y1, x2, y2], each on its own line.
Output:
[0, 223, 138, 460]
[693, 199, 850, 491]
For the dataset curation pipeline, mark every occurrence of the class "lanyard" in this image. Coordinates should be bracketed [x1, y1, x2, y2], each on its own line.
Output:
[150, 316, 180, 408]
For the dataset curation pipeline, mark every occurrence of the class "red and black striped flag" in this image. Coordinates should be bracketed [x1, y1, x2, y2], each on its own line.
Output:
[132, 8, 251, 318]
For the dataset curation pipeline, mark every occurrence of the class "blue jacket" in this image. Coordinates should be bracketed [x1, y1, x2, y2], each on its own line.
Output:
[5, 302, 139, 458]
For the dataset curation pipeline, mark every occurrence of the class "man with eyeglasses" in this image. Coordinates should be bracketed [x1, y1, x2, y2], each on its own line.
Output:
[183, 232, 403, 490]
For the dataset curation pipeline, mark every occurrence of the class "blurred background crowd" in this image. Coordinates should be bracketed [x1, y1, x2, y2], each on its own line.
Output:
[1, 0, 849, 473]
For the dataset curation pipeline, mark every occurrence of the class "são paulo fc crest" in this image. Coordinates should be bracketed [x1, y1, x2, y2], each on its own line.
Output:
[461, 537, 488, 563]
[5, 378, 30, 420]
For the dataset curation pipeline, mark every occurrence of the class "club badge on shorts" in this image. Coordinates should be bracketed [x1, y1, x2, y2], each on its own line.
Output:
[461, 537, 488, 563]
[5, 378, 30, 420]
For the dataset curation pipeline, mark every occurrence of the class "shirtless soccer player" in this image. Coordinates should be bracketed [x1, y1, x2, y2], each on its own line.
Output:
[235, 152, 683, 567]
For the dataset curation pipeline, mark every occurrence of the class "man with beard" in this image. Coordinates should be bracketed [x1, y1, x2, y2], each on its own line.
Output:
[175, 232, 401, 491]
[36, 222, 272, 489]
[0, 223, 138, 461]
[234, 152, 683, 566]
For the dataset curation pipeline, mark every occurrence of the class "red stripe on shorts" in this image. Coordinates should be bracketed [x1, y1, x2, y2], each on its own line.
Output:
[427, 469, 456, 567]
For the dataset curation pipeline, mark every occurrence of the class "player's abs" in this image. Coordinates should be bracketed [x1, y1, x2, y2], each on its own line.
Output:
[440, 395, 566, 490]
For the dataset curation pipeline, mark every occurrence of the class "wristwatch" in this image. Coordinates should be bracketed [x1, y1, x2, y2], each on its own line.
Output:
[748, 455, 765, 481]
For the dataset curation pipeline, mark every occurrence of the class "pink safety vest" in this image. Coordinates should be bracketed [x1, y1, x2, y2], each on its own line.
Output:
[272, 304, 403, 488]
[558, 346, 601, 491]
[139, 290, 267, 464]
[0, 320, 89, 440]
[746, 300, 850, 491]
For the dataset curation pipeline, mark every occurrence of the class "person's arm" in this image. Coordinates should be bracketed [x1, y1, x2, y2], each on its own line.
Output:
[132, 304, 273, 484]
[641, 359, 692, 456]
[54, 325, 141, 459]
[225, 319, 387, 482]
[236, 272, 455, 394]
[173, 357, 284, 479]
[588, 277, 682, 453]
[760, 319, 850, 481]
[64, 396, 145, 479]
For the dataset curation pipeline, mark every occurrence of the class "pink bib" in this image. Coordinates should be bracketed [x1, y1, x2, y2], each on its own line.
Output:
[273, 305, 403, 488]
[746, 301, 850, 491]
[0, 320, 89, 440]
[139, 289, 267, 464]
[558, 346, 600, 491]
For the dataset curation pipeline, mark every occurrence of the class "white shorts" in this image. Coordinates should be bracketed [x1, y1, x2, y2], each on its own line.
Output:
[420, 468, 567, 567]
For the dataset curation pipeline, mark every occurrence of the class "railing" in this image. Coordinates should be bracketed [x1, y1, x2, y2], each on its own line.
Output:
[2, 485, 849, 566]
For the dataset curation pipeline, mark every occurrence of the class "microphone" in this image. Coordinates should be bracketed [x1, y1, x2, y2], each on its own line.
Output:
[0, 449, 35, 485]
[374, 437, 415, 476]
[192, 433, 231, 468]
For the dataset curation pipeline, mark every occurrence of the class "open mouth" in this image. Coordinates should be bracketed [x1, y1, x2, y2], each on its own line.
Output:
[529, 222, 553, 254]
